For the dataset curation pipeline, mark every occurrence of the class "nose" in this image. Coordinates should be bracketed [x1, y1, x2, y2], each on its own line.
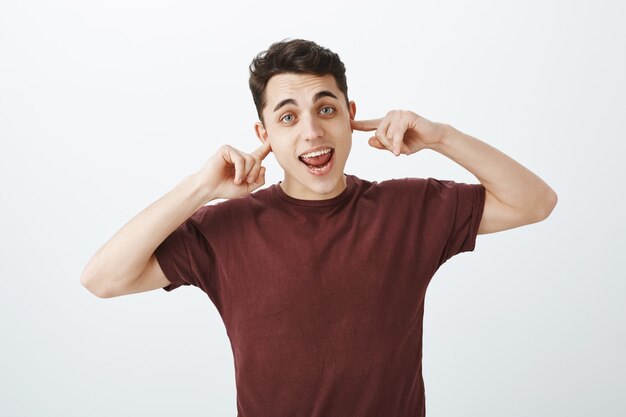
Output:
[300, 114, 324, 141]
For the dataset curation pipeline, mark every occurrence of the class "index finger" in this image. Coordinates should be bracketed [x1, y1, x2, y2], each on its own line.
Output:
[351, 118, 383, 132]
[251, 140, 272, 160]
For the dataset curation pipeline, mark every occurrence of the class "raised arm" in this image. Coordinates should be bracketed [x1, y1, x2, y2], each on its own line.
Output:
[80, 142, 271, 298]
[351, 110, 557, 234]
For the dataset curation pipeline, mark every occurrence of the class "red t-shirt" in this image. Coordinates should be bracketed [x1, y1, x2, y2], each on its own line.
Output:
[155, 174, 485, 417]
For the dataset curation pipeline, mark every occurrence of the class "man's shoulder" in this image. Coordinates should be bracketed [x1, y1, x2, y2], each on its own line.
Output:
[357, 175, 431, 192]
[189, 184, 275, 222]
[354, 175, 470, 205]
[369, 176, 467, 191]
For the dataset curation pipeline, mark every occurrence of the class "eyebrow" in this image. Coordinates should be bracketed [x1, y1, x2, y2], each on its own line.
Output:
[272, 90, 339, 112]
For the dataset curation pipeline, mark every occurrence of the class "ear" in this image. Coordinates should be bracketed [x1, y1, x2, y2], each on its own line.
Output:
[254, 121, 269, 145]
[349, 100, 356, 131]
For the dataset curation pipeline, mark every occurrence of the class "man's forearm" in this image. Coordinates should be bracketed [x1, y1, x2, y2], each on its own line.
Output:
[430, 124, 557, 219]
[80, 173, 212, 297]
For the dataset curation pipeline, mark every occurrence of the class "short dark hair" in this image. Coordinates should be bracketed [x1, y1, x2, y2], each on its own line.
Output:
[249, 39, 349, 123]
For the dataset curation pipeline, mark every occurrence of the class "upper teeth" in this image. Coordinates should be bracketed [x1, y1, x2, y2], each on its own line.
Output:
[301, 148, 332, 159]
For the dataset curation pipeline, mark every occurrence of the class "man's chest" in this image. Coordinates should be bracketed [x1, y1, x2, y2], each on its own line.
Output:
[215, 211, 437, 342]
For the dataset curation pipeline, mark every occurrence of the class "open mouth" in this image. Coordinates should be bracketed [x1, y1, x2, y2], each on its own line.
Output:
[298, 148, 335, 175]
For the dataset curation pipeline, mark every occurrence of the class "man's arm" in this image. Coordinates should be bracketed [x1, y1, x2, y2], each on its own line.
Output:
[80, 142, 271, 298]
[429, 124, 557, 234]
[351, 110, 557, 234]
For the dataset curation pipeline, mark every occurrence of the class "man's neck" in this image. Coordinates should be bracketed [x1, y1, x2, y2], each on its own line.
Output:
[279, 174, 347, 200]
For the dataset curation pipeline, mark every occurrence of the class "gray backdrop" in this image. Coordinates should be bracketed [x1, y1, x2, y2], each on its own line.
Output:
[1, 0, 624, 416]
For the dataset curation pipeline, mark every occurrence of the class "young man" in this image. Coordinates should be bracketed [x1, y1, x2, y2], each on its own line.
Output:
[81, 39, 557, 416]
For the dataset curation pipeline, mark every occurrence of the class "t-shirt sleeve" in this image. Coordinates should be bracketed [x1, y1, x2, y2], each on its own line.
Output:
[154, 206, 215, 293]
[428, 178, 486, 266]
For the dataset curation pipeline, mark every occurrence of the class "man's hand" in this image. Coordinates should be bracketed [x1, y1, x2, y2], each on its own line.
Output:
[351, 110, 448, 156]
[196, 141, 272, 201]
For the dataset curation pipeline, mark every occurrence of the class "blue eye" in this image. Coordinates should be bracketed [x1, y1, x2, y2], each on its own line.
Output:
[320, 106, 335, 115]
[281, 114, 294, 123]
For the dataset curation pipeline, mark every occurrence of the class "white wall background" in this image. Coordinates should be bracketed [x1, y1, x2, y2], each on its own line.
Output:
[1, 0, 624, 416]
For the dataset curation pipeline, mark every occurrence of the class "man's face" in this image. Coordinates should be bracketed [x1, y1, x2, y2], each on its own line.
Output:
[255, 73, 356, 200]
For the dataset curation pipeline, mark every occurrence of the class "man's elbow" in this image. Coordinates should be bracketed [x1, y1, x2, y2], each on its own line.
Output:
[533, 187, 558, 222]
[80, 274, 108, 298]
[80, 265, 114, 299]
